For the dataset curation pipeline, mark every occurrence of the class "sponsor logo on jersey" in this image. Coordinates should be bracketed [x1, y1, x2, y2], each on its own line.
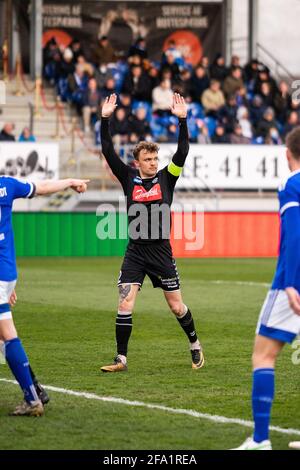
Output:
[152, 177, 158, 184]
[0, 187, 7, 197]
[133, 176, 143, 184]
[132, 183, 162, 202]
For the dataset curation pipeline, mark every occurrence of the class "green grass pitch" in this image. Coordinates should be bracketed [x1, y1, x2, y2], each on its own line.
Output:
[0, 257, 299, 450]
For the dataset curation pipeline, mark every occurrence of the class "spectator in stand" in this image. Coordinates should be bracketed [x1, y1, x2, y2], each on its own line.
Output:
[129, 106, 152, 142]
[256, 107, 278, 140]
[289, 97, 300, 119]
[0, 123, 15, 141]
[220, 94, 238, 134]
[152, 79, 173, 116]
[223, 66, 244, 98]
[210, 54, 228, 82]
[59, 48, 75, 79]
[18, 127, 36, 142]
[196, 120, 211, 144]
[148, 64, 160, 91]
[110, 107, 131, 145]
[94, 64, 114, 89]
[264, 127, 282, 145]
[176, 68, 193, 98]
[122, 64, 151, 102]
[254, 65, 277, 99]
[82, 78, 101, 134]
[190, 65, 210, 103]
[230, 123, 251, 144]
[70, 38, 84, 63]
[128, 37, 148, 60]
[274, 80, 291, 124]
[244, 58, 260, 83]
[200, 56, 210, 73]
[118, 93, 132, 119]
[201, 79, 225, 117]
[67, 64, 89, 114]
[236, 86, 249, 108]
[76, 55, 95, 78]
[160, 52, 181, 84]
[237, 106, 253, 141]
[162, 39, 184, 66]
[259, 82, 274, 108]
[211, 124, 230, 143]
[93, 36, 116, 67]
[101, 77, 116, 101]
[249, 95, 265, 131]
[230, 55, 241, 68]
[283, 111, 300, 138]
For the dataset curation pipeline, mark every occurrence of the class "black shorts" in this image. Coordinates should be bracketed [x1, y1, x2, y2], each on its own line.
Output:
[118, 241, 180, 292]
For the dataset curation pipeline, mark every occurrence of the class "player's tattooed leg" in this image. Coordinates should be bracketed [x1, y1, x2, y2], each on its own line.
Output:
[119, 284, 131, 301]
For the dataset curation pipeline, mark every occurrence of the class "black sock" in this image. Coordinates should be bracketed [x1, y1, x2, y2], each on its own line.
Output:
[176, 308, 198, 344]
[116, 312, 132, 357]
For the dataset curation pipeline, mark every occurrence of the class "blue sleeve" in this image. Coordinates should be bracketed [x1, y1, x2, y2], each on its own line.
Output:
[10, 178, 36, 200]
[284, 205, 300, 288]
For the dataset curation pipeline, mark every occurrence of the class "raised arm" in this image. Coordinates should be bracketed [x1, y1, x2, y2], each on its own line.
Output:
[100, 94, 129, 182]
[168, 94, 189, 175]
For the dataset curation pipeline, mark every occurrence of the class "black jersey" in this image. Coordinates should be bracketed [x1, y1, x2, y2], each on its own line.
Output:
[100, 117, 189, 243]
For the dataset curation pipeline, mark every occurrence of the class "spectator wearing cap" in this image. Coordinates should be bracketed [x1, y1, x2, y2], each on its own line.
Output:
[254, 64, 277, 99]
[93, 36, 116, 66]
[210, 54, 228, 82]
[190, 65, 210, 103]
[122, 64, 152, 102]
[230, 123, 251, 144]
[223, 66, 244, 98]
[211, 124, 230, 144]
[201, 79, 225, 117]
[152, 79, 173, 116]
[256, 107, 278, 139]
[0, 123, 15, 141]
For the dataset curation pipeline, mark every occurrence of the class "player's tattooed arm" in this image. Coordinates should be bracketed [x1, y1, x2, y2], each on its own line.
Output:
[118, 284, 131, 301]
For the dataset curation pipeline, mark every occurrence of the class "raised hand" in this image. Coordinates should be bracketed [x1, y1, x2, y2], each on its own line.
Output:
[70, 179, 90, 193]
[101, 94, 118, 118]
[170, 93, 187, 119]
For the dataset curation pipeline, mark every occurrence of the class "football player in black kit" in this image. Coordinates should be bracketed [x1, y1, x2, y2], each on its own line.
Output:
[100, 93, 204, 372]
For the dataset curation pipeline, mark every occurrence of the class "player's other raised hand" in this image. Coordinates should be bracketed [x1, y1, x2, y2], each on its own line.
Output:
[101, 94, 118, 118]
[170, 93, 187, 119]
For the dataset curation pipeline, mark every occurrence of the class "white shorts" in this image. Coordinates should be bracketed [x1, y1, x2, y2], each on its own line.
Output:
[256, 289, 300, 343]
[0, 280, 16, 320]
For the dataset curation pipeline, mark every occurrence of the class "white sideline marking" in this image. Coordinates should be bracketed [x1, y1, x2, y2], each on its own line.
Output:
[203, 280, 270, 288]
[1, 378, 300, 436]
